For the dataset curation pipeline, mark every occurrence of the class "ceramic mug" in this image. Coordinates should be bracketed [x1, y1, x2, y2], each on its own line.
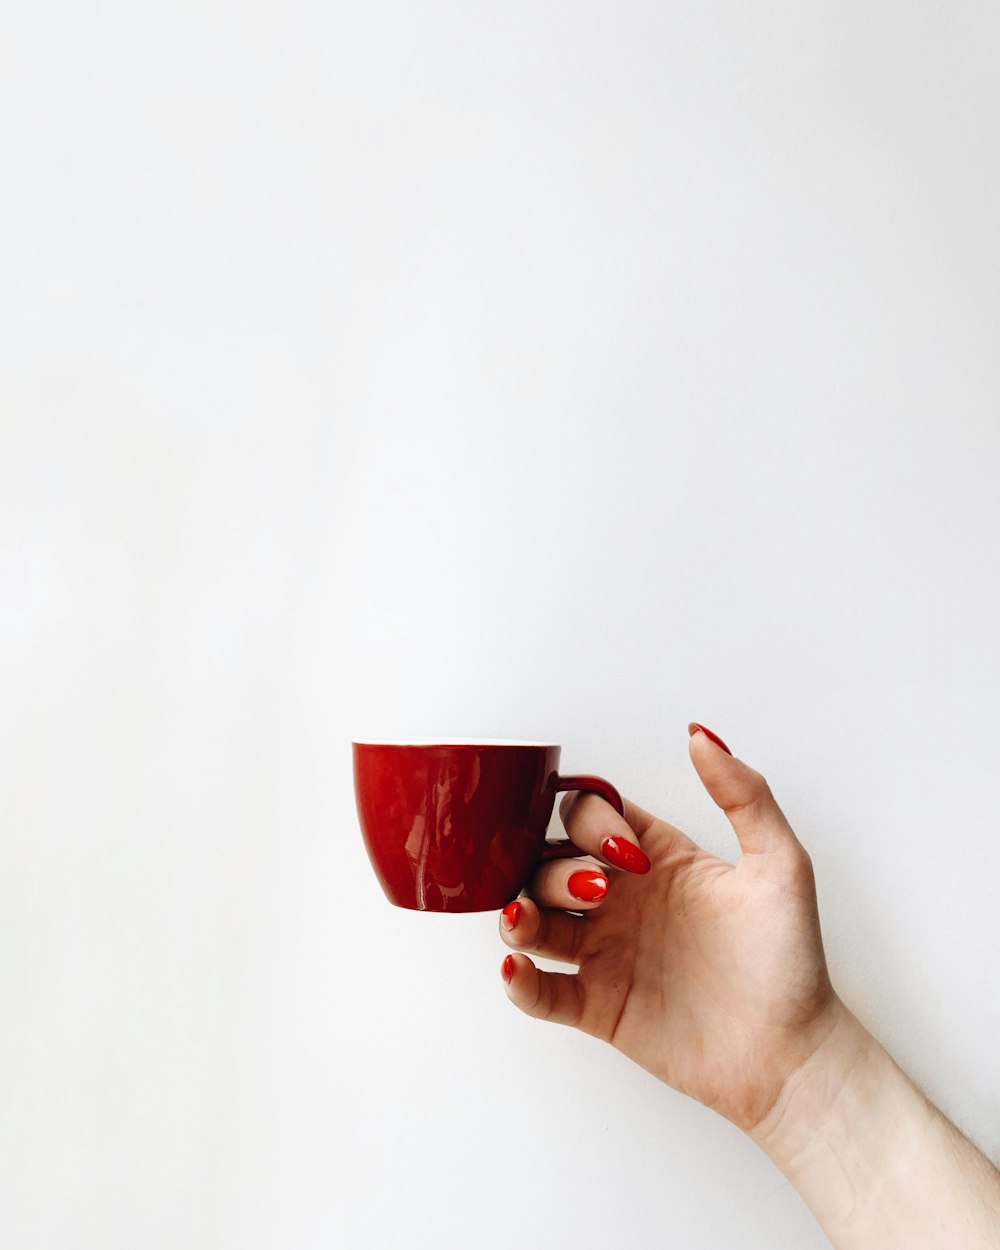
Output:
[353, 739, 623, 913]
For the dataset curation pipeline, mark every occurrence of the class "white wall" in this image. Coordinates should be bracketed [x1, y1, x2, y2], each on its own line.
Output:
[3, 3, 1000, 1247]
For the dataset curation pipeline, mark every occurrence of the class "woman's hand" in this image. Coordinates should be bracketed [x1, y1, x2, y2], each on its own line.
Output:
[499, 723, 843, 1133]
[502, 724, 1000, 1247]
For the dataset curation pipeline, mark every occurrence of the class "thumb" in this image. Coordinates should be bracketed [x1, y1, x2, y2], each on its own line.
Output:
[687, 723, 803, 860]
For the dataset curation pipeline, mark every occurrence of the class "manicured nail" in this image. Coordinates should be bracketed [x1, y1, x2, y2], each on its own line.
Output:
[688, 722, 733, 756]
[501, 954, 515, 982]
[601, 836, 651, 875]
[501, 901, 521, 931]
[568, 870, 609, 902]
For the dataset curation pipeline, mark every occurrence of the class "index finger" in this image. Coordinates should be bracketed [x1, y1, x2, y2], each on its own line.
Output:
[556, 791, 654, 874]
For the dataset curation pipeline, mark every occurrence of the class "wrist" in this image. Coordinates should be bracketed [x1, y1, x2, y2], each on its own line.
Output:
[748, 1000, 1000, 1249]
[750, 998, 884, 1164]
[750, 1000, 916, 1233]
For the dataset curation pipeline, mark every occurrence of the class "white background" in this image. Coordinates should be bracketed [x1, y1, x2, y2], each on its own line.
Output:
[3, 3, 1000, 1248]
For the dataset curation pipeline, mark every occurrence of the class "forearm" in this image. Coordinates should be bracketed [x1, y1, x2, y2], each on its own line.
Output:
[752, 1003, 1000, 1250]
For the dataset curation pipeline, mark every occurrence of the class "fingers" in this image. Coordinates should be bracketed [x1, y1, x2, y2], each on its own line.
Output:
[499, 895, 585, 964]
[687, 723, 805, 861]
[556, 790, 652, 874]
[501, 952, 586, 1027]
[560, 789, 697, 867]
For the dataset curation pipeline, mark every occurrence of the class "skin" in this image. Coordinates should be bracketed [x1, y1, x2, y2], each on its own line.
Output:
[501, 728, 1000, 1248]
[501, 728, 836, 1132]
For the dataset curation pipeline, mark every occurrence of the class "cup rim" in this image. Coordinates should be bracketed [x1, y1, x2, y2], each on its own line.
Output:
[351, 738, 557, 748]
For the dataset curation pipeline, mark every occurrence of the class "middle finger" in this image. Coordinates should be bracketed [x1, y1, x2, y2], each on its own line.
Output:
[525, 857, 611, 911]
[557, 791, 652, 875]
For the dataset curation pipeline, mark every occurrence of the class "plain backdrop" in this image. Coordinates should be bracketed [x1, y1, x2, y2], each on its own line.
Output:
[3, 3, 1000, 1248]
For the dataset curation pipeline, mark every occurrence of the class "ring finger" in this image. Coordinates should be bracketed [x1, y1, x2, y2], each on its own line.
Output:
[499, 895, 585, 965]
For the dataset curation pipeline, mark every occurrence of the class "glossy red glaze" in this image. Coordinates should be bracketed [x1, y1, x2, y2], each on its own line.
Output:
[688, 722, 733, 756]
[567, 869, 609, 902]
[501, 901, 521, 931]
[353, 742, 623, 913]
[600, 836, 651, 875]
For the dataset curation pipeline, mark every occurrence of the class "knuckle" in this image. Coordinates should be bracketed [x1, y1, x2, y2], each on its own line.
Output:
[528, 972, 550, 1017]
[783, 841, 815, 887]
[558, 792, 579, 822]
[749, 768, 772, 800]
[726, 769, 772, 817]
[560, 790, 604, 825]
[529, 908, 550, 951]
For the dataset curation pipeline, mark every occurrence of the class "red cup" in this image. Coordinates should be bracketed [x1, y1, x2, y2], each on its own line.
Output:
[353, 740, 623, 913]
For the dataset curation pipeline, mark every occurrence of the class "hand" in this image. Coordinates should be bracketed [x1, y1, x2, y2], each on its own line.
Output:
[500, 724, 843, 1133]
[500, 724, 1000, 1248]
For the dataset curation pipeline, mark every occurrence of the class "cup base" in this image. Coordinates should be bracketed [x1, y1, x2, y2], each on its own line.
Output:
[384, 892, 514, 915]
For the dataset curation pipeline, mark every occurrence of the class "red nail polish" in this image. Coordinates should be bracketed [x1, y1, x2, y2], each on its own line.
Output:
[601, 836, 651, 875]
[501, 954, 515, 982]
[688, 722, 733, 756]
[501, 901, 521, 931]
[568, 870, 608, 902]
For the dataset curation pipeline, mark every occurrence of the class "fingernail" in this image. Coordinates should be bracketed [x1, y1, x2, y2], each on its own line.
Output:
[601, 836, 651, 875]
[501, 901, 521, 931]
[568, 870, 609, 902]
[688, 722, 733, 756]
[501, 954, 515, 982]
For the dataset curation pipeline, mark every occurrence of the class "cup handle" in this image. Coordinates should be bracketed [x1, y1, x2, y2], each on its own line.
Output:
[540, 773, 625, 862]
